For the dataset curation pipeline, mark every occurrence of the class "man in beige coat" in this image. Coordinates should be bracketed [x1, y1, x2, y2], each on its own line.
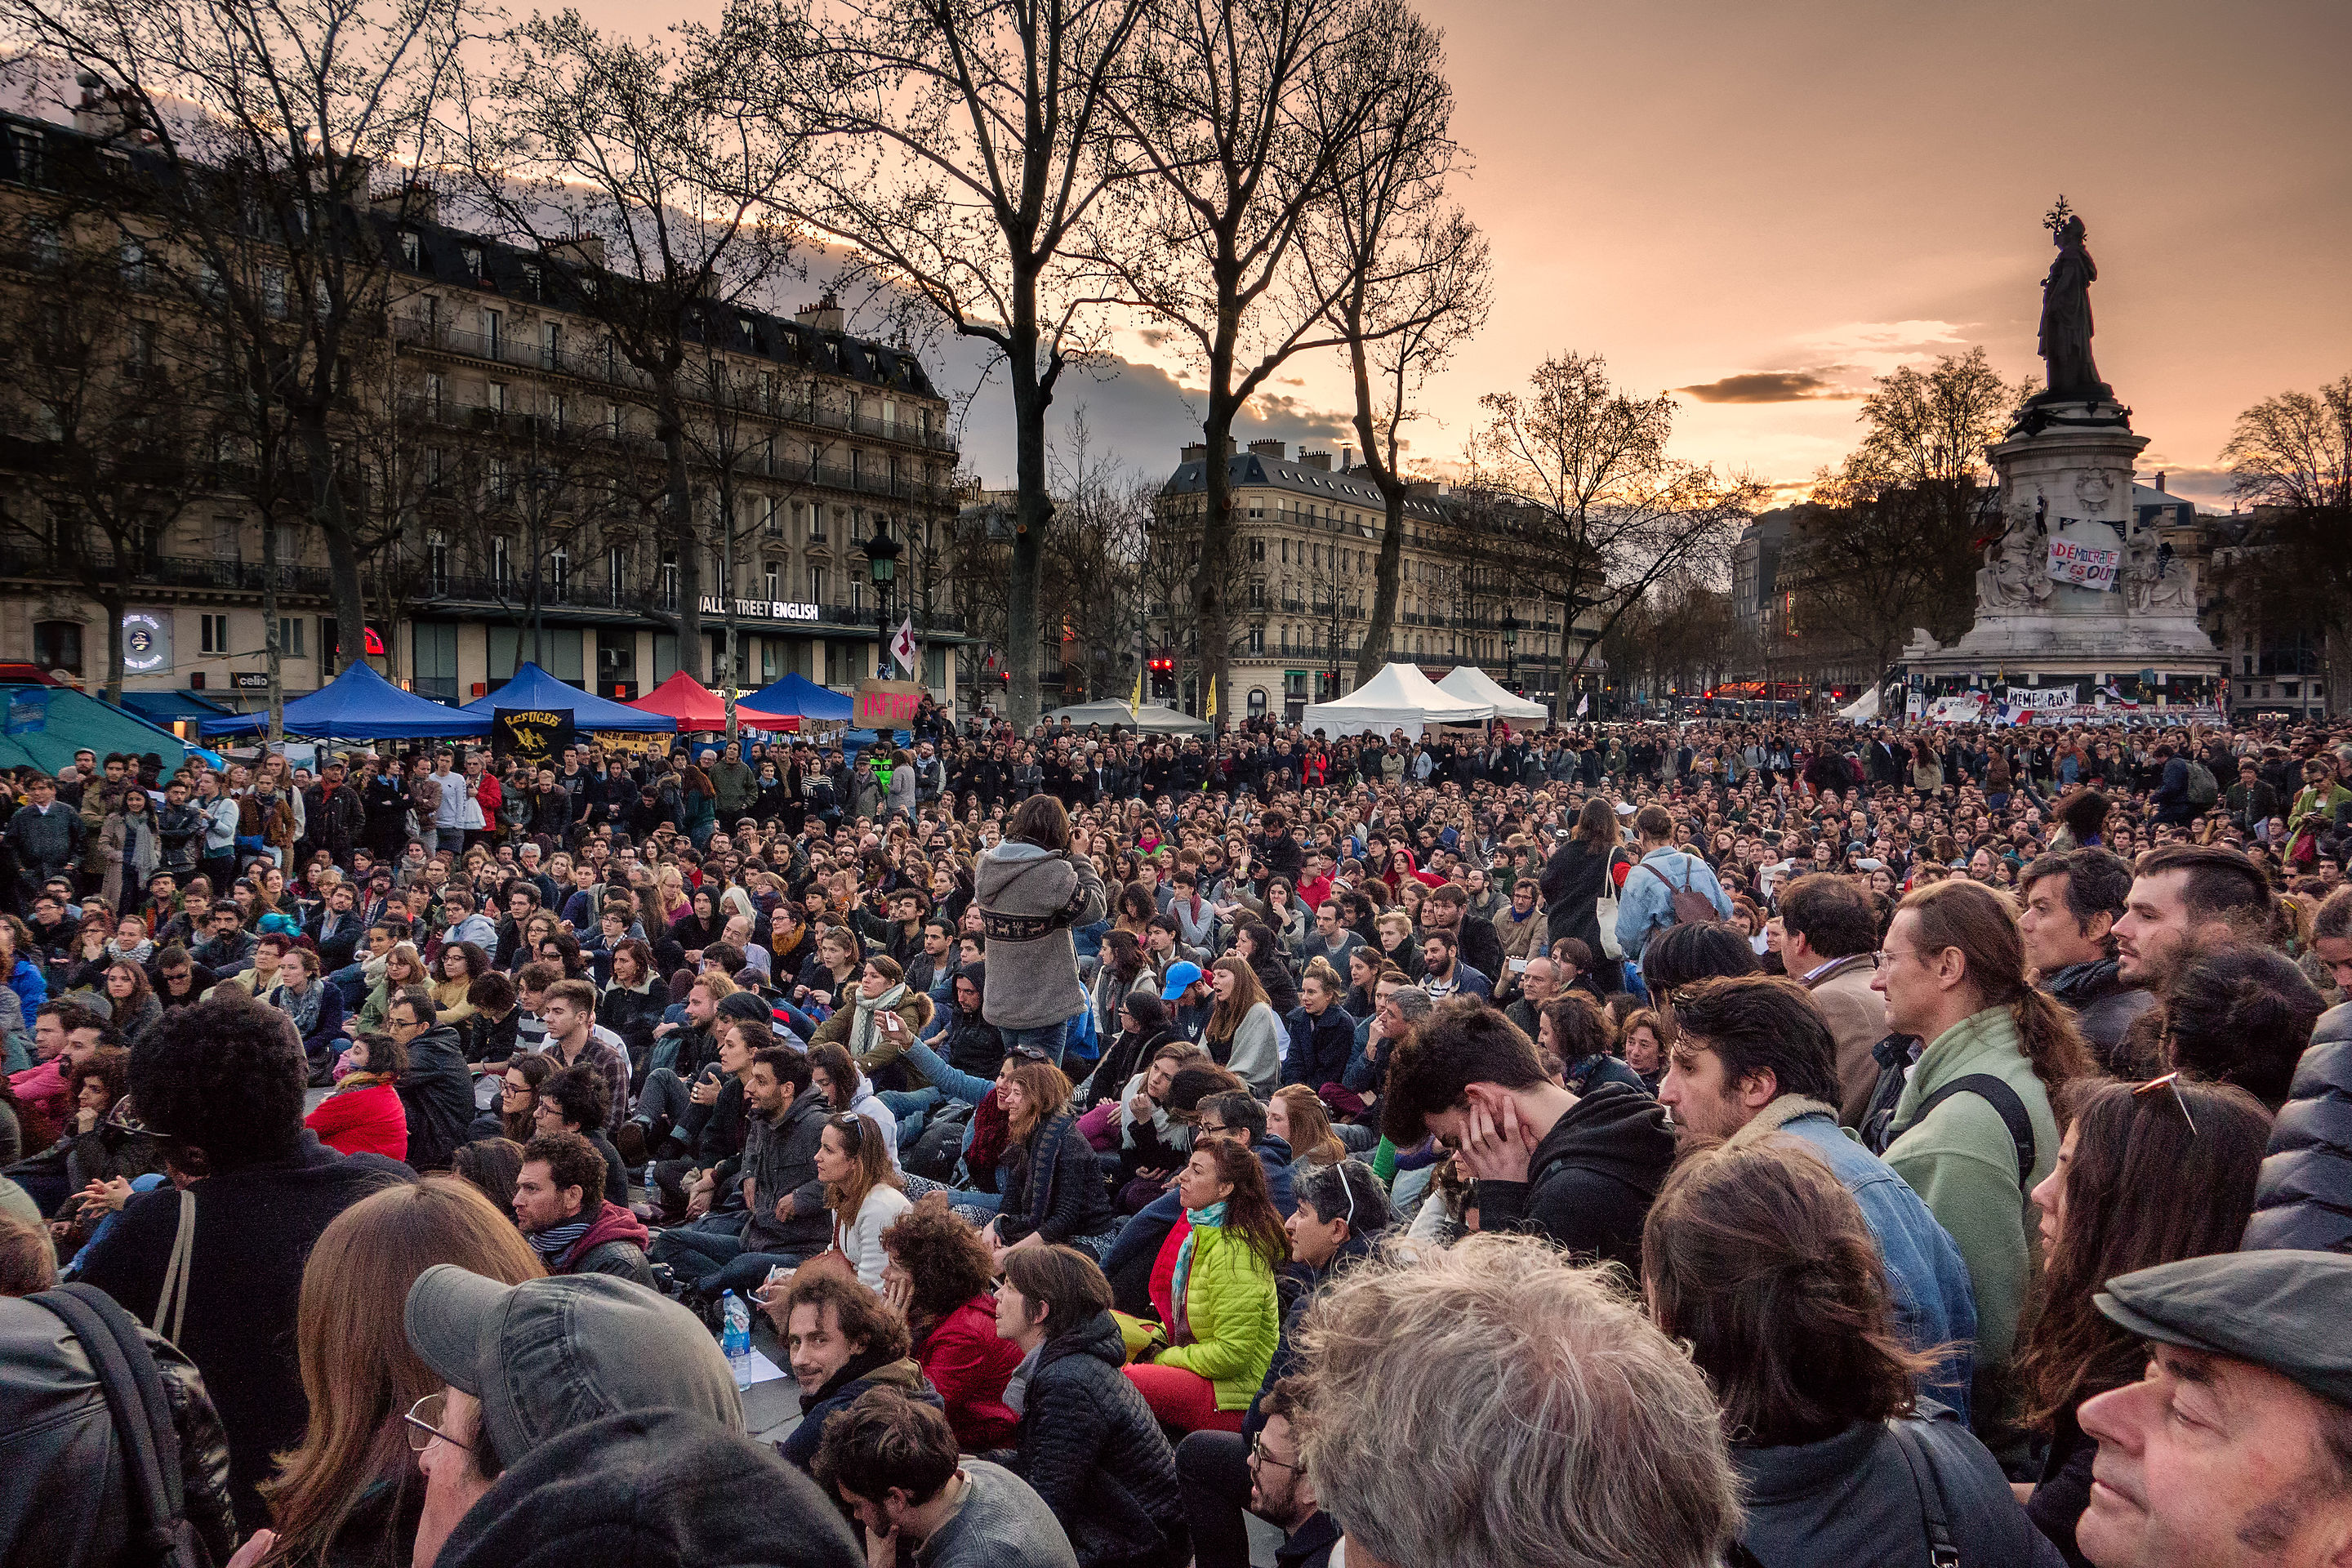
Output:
[1778, 874, 1889, 1125]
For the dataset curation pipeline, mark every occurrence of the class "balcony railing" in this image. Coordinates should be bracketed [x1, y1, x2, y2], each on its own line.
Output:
[393, 315, 958, 454]
[0, 543, 336, 598]
[415, 570, 964, 634]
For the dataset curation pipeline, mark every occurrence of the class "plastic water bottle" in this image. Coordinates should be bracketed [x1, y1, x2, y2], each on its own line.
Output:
[719, 1290, 753, 1388]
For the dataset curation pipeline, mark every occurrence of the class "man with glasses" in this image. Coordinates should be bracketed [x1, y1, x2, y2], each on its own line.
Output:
[385, 987, 474, 1172]
[400, 1267, 769, 1568]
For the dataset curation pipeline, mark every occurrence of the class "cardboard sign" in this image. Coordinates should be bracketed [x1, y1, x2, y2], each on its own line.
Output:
[492, 707, 575, 769]
[2047, 538, 2121, 590]
[853, 679, 924, 730]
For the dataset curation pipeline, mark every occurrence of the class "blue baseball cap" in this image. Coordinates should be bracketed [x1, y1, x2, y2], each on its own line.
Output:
[1160, 960, 1205, 1001]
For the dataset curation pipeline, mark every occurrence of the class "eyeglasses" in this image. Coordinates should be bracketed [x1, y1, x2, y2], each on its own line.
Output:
[2135, 1071, 2198, 1135]
[403, 1392, 473, 1454]
[1248, 1435, 1298, 1473]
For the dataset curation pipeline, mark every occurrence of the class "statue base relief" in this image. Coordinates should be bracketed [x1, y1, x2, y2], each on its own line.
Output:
[1901, 399, 2224, 687]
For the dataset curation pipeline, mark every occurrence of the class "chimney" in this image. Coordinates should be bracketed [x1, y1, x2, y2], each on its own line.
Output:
[548, 233, 605, 272]
[1299, 451, 1331, 471]
[795, 291, 845, 332]
[1340, 443, 1354, 471]
[1248, 439, 1285, 460]
[1181, 442, 1209, 465]
[1223, 437, 1238, 457]
[2155, 471, 2167, 492]
[372, 177, 439, 227]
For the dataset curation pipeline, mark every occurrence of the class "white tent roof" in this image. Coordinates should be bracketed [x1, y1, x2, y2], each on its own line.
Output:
[1302, 662, 1493, 737]
[1437, 664, 1547, 721]
[1045, 699, 1212, 735]
[1838, 686, 1882, 722]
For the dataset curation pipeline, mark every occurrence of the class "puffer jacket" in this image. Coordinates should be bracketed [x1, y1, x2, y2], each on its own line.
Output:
[2243, 1004, 2352, 1250]
[1144, 1216, 1281, 1411]
[0, 1290, 239, 1568]
[996, 1111, 1116, 1246]
[1007, 1311, 1183, 1568]
[1281, 1004, 1356, 1090]
[977, 841, 1105, 1032]
[396, 1022, 476, 1173]
[918, 1294, 1022, 1451]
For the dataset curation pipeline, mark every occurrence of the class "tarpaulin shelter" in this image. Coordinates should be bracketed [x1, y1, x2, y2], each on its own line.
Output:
[1302, 662, 1491, 737]
[198, 662, 481, 740]
[1437, 665, 1548, 722]
[740, 672, 854, 726]
[1045, 699, 1213, 736]
[625, 671, 794, 732]
[458, 663, 677, 733]
[1, 683, 194, 774]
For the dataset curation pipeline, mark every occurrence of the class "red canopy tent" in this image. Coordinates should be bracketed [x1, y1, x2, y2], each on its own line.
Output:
[625, 671, 798, 732]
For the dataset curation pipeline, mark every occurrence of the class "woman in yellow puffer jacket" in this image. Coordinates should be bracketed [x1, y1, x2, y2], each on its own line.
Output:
[1124, 1137, 1285, 1432]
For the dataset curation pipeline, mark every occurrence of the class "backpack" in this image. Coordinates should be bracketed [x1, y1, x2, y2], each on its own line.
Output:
[2183, 760, 2220, 807]
[906, 1100, 976, 1183]
[1639, 857, 1719, 928]
[22, 1285, 215, 1568]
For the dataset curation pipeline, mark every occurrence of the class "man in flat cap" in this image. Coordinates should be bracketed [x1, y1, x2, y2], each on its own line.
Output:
[2077, 1250, 2352, 1568]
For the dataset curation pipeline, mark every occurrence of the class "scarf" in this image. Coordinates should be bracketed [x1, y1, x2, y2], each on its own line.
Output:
[1169, 1199, 1227, 1345]
[849, 982, 908, 1060]
[1001, 1339, 1044, 1418]
[275, 979, 323, 1039]
[527, 1217, 591, 1260]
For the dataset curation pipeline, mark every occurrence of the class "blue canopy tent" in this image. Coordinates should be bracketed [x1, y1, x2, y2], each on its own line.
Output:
[0, 683, 195, 774]
[198, 662, 483, 740]
[740, 672, 854, 725]
[457, 663, 678, 733]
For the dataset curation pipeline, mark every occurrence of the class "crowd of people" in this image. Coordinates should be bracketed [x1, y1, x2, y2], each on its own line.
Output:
[7, 705, 2352, 1568]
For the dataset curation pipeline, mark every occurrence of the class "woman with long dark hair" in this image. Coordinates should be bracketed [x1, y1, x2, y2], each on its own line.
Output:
[984, 1058, 1118, 1262]
[1121, 1137, 1285, 1436]
[259, 1178, 543, 1568]
[1539, 796, 1632, 963]
[1646, 1140, 2062, 1566]
[2012, 1077, 2271, 1566]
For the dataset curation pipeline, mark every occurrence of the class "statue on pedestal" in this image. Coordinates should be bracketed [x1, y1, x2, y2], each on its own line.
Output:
[2035, 197, 2107, 402]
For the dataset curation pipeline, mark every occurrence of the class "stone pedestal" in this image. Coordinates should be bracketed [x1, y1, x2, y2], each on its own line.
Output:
[1900, 396, 2223, 706]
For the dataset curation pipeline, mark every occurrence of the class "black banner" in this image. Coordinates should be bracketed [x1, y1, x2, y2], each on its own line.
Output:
[492, 707, 574, 769]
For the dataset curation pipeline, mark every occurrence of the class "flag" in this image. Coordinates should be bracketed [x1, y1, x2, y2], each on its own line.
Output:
[1204, 677, 1217, 724]
[1131, 665, 1143, 709]
[889, 617, 917, 677]
[1575, 692, 1589, 717]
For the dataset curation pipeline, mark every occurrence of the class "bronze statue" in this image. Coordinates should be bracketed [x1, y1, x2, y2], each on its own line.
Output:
[2036, 198, 2106, 400]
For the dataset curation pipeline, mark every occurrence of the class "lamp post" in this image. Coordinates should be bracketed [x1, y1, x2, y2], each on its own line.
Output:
[1503, 614, 1517, 693]
[864, 519, 900, 683]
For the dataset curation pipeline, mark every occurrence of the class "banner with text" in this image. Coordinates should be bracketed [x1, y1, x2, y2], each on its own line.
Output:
[492, 708, 575, 770]
[2047, 538, 2122, 590]
[853, 680, 925, 732]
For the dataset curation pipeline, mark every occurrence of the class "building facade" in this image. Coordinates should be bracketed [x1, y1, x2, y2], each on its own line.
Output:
[1150, 441, 1601, 723]
[0, 107, 970, 722]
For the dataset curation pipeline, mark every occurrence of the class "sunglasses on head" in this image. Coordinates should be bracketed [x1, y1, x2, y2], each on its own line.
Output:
[1008, 1044, 1054, 1063]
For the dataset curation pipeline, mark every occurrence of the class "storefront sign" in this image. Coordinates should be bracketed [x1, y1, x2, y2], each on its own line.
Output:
[232, 672, 271, 691]
[122, 611, 172, 674]
[2047, 539, 2121, 590]
[698, 595, 821, 622]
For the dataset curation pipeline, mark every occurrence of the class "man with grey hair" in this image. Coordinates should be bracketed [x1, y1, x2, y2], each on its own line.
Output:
[1291, 1234, 1740, 1568]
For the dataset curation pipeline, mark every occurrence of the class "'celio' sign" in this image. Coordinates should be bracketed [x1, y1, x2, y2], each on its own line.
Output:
[699, 596, 821, 622]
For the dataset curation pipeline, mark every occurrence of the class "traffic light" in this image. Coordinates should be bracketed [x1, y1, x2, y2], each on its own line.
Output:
[1149, 656, 1174, 699]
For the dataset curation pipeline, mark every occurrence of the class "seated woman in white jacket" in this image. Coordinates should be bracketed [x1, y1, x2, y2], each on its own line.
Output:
[1202, 956, 1282, 1099]
[814, 1107, 912, 1292]
[809, 1041, 902, 1172]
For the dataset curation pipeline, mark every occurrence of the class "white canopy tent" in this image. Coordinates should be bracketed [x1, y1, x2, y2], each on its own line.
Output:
[1838, 686, 1882, 722]
[1045, 699, 1213, 735]
[1437, 664, 1548, 722]
[1302, 662, 1493, 737]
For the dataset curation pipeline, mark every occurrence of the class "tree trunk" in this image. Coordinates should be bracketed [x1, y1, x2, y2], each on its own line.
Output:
[1198, 396, 1239, 727]
[301, 412, 368, 681]
[100, 586, 126, 705]
[1007, 342, 1049, 731]
[655, 380, 703, 679]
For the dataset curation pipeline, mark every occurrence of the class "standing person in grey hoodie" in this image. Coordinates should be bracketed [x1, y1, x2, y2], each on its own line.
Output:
[978, 795, 1104, 1065]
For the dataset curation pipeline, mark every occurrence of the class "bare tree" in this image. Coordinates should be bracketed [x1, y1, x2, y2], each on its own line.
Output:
[448, 13, 802, 684]
[721, 0, 1148, 728]
[0, 0, 475, 725]
[1089, 0, 1423, 720]
[1464, 350, 1761, 719]
[0, 234, 201, 700]
[1294, 7, 1487, 685]
[2215, 372, 2352, 709]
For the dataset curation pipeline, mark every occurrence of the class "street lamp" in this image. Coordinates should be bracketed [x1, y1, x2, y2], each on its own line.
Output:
[863, 521, 900, 682]
[1503, 614, 1517, 693]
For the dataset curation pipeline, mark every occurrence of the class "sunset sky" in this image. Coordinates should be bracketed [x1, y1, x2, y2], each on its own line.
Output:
[528, 0, 2350, 506]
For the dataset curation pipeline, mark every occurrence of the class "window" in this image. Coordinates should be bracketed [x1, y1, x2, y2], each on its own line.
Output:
[399, 231, 420, 267]
[764, 496, 782, 536]
[550, 394, 567, 432]
[128, 318, 158, 368]
[488, 381, 508, 414]
[33, 620, 82, 675]
[550, 547, 569, 596]
[660, 552, 679, 611]
[764, 564, 781, 600]
[482, 308, 502, 358]
[606, 546, 626, 605]
[428, 532, 450, 594]
[262, 268, 287, 318]
[1247, 625, 1265, 655]
[425, 447, 447, 486]
[807, 503, 825, 542]
[461, 246, 483, 278]
[521, 262, 541, 299]
[277, 617, 306, 658]
[541, 320, 560, 369]
[119, 238, 148, 287]
[808, 565, 824, 604]
[26, 215, 60, 268]
[11, 127, 46, 185]
[425, 372, 445, 416]
[200, 613, 230, 654]
[492, 536, 512, 593]
[1250, 537, 1266, 562]
[1249, 688, 1268, 717]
